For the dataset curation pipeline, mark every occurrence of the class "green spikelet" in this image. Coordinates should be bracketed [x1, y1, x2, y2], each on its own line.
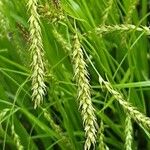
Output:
[72, 34, 97, 150]
[27, 0, 46, 108]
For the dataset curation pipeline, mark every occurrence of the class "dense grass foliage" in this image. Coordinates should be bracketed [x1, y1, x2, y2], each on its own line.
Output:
[0, 0, 150, 149]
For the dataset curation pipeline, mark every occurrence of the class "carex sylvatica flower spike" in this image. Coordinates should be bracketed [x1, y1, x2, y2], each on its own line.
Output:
[27, 0, 46, 109]
[72, 34, 97, 150]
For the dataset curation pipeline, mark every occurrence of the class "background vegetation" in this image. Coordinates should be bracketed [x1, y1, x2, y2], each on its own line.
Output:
[0, 0, 150, 150]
